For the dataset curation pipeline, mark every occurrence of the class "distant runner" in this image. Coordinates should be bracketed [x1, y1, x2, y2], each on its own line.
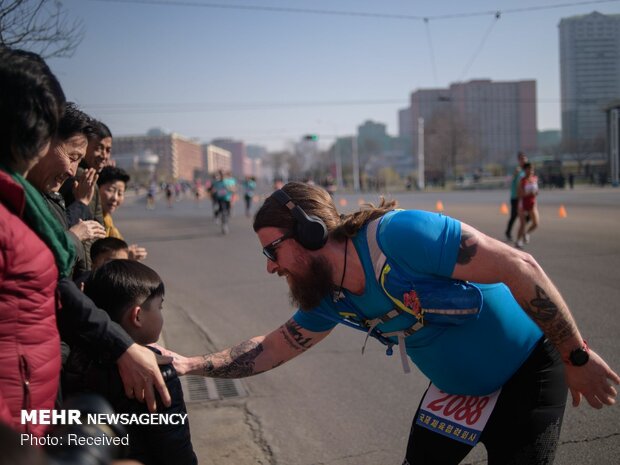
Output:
[212, 170, 236, 234]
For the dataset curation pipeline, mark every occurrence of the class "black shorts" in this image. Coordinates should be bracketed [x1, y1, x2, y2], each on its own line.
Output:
[404, 338, 568, 465]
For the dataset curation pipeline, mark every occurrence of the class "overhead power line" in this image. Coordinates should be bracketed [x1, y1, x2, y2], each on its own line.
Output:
[423, 19, 439, 85]
[458, 12, 501, 82]
[91, 0, 620, 22]
[81, 96, 599, 115]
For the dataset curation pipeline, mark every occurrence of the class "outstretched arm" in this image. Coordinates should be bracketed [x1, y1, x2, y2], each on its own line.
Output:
[167, 318, 332, 378]
[452, 222, 620, 409]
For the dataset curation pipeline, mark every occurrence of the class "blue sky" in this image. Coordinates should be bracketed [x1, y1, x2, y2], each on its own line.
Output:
[48, 0, 620, 151]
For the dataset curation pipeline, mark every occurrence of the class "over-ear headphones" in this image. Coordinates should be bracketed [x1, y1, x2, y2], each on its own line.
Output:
[271, 189, 328, 250]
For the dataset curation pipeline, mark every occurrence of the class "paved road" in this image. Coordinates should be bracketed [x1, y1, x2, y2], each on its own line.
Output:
[116, 187, 620, 465]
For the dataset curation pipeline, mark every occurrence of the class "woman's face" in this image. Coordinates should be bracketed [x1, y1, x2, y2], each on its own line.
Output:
[27, 134, 88, 192]
[99, 180, 126, 215]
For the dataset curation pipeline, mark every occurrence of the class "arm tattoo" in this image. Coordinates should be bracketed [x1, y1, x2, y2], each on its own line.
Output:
[281, 320, 313, 351]
[522, 285, 578, 347]
[525, 286, 557, 321]
[457, 231, 478, 265]
[202, 340, 264, 378]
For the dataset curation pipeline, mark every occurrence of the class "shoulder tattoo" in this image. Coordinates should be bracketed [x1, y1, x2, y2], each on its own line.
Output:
[457, 231, 478, 265]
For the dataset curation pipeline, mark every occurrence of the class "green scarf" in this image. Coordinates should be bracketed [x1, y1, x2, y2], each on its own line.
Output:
[1, 165, 75, 278]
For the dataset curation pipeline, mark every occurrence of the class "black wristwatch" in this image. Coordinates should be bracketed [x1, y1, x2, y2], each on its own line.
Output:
[568, 341, 590, 367]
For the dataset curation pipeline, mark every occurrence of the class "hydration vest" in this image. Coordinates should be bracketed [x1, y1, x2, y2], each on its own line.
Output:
[315, 215, 483, 373]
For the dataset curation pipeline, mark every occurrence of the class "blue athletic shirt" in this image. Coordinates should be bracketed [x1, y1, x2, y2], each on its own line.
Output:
[293, 210, 543, 396]
[213, 178, 236, 201]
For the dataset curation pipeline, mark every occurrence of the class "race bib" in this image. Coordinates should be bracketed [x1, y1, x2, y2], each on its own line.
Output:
[415, 384, 501, 446]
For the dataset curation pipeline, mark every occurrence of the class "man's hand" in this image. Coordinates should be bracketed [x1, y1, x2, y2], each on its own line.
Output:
[70, 219, 106, 241]
[117, 343, 172, 412]
[149, 344, 190, 375]
[128, 244, 148, 261]
[73, 168, 99, 206]
[565, 349, 619, 409]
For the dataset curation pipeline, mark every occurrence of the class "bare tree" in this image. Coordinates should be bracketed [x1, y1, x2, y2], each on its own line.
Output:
[425, 108, 477, 180]
[0, 0, 84, 58]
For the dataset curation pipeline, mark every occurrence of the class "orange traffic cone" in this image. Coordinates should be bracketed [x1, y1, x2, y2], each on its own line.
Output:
[558, 205, 567, 218]
[338, 198, 348, 207]
[436, 200, 444, 212]
[500, 202, 509, 215]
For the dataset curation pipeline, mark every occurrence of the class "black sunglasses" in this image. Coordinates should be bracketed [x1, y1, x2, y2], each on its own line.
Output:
[262, 232, 293, 262]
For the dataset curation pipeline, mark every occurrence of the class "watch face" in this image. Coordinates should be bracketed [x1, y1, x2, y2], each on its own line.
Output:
[570, 348, 589, 366]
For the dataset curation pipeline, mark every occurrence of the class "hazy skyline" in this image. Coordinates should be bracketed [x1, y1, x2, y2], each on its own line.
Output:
[48, 0, 620, 151]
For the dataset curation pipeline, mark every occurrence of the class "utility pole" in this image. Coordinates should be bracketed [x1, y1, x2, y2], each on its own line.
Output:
[352, 136, 360, 192]
[417, 117, 425, 190]
[610, 107, 619, 187]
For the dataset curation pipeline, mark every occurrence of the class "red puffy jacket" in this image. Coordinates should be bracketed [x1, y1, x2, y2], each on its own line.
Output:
[0, 171, 60, 436]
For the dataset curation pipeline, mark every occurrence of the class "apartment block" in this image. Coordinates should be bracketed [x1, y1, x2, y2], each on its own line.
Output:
[559, 11, 620, 144]
[113, 131, 203, 182]
[404, 79, 537, 168]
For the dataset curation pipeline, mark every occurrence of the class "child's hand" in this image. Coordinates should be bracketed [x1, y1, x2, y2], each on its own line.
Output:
[128, 244, 148, 261]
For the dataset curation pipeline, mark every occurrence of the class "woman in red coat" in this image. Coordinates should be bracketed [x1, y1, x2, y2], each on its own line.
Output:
[0, 47, 70, 437]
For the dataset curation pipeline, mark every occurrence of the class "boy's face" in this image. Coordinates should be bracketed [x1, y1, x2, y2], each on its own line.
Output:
[92, 249, 129, 270]
[137, 295, 164, 345]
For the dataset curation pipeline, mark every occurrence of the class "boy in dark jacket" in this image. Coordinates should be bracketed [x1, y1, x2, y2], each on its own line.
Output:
[63, 260, 197, 465]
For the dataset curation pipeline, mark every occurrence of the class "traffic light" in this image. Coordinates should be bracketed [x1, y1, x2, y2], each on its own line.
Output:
[303, 134, 318, 141]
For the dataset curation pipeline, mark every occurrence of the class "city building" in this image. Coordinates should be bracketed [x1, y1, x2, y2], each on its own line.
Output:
[211, 139, 248, 179]
[246, 144, 266, 180]
[113, 130, 202, 182]
[537, 130, 562, 149]
[398, 107, 413, 141]
[559, 11, 620, 145]
[201, 143, 232, 175]
[403, 79, 537, 170]
[606, 100, 620, 186]
[113, 150, 160, 186]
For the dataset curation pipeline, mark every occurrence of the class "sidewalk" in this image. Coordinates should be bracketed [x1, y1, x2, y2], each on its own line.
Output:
[159, 297, 272, 465]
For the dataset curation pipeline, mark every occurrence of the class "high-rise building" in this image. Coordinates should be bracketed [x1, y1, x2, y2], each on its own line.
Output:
[398, 107, 413, 140]
[559, 11, 620, 144]
[113, 131, 202, 182]
[404, 79, 537, 169]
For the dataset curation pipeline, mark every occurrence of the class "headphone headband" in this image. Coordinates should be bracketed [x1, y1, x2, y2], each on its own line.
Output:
[271, 189, 328, 250]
